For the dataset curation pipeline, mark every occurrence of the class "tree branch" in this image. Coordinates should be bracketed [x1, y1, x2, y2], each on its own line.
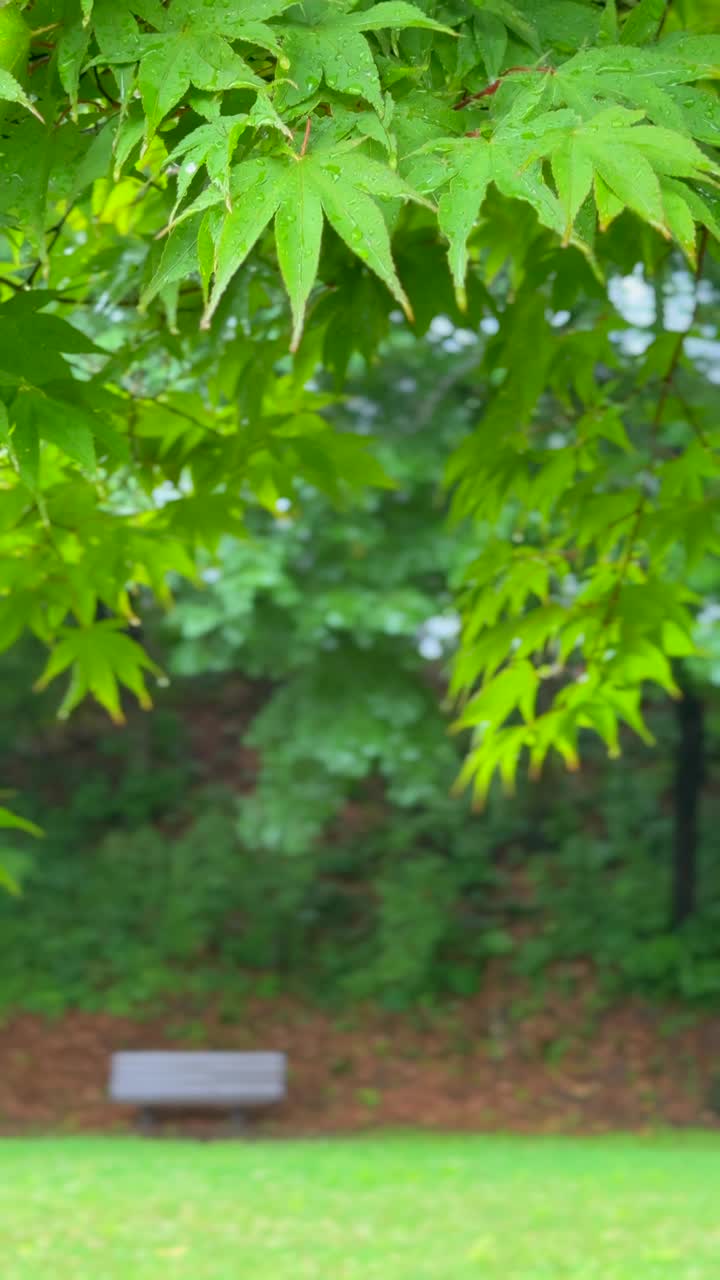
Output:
[592, 228, 711, 649]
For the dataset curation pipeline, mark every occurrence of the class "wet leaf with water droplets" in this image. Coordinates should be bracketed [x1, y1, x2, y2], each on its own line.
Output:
[276, 0, 453, 114]
[314, 170, 413, 322]
[275, 164, 324, 351]
[437, 142, 491, 307]
[203, 159, 287, 325]
[138, 28, 263, 137]
[277, 24, 384, 111]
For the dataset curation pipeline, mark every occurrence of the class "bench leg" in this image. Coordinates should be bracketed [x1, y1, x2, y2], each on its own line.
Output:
[227, 1108, 247, 1137]
[135, 1106, 158, 1136]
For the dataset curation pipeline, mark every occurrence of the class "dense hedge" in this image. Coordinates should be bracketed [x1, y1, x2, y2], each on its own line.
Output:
[1, 682, 719, 1016]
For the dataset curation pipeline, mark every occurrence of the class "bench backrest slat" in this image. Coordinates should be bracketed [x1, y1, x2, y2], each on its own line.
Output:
[109, 1051, 286, 1107]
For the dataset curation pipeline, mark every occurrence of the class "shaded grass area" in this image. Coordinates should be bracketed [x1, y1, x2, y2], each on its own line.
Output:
[2, 1133, 719, 1278]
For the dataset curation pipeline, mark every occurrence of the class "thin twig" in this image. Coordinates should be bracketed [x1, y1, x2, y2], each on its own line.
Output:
[94, 67, 120, 108]
[415, 350, 481, 430]
[56, 98, 118, 126]
[132, 395, 218, 433]
[454, 65, 555, 110]
[26, 205, 76, 286]
[673, 390, 711, 451]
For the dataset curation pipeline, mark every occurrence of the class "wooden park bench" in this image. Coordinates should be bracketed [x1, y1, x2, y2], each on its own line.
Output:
[109, 1051, 287, 1135]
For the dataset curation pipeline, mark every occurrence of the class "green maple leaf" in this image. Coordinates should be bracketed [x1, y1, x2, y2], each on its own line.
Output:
[217, 147, 423, 344]
[93, 0, 279, 137]
[145, 138, 427, 348]
[523, 106, 719, 242]
[34, 621, 162, 723]
[431, 138, 564, 304]
[138, 31, 263, 138]
[12, 390, 97, 477]
[433, 95, 719, 280]
[0, 295, 99, 389]
[276, 0, 454, 113]
[554, 38, 720, 110]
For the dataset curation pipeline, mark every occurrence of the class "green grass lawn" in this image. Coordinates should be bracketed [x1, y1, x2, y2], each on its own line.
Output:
[1, 1133, 719, 1278]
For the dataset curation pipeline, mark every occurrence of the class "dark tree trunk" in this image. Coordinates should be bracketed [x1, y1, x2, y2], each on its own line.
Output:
[670, 666, 705, 928]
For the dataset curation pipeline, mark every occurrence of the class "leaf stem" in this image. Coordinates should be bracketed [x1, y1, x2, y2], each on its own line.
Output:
[299, 116, 312, 158]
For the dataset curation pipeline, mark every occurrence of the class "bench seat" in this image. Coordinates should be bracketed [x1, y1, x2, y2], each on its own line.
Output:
[109, 1051, 287, 1119]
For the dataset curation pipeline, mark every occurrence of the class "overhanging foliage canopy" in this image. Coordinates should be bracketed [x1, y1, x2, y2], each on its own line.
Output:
[0, 0, 719, 803]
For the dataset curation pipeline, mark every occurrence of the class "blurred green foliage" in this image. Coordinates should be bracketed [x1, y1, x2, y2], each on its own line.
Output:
[0, 324, 718, 1014]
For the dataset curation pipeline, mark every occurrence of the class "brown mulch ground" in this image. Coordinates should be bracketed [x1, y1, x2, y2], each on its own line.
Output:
[2, 984, 719, 1137]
